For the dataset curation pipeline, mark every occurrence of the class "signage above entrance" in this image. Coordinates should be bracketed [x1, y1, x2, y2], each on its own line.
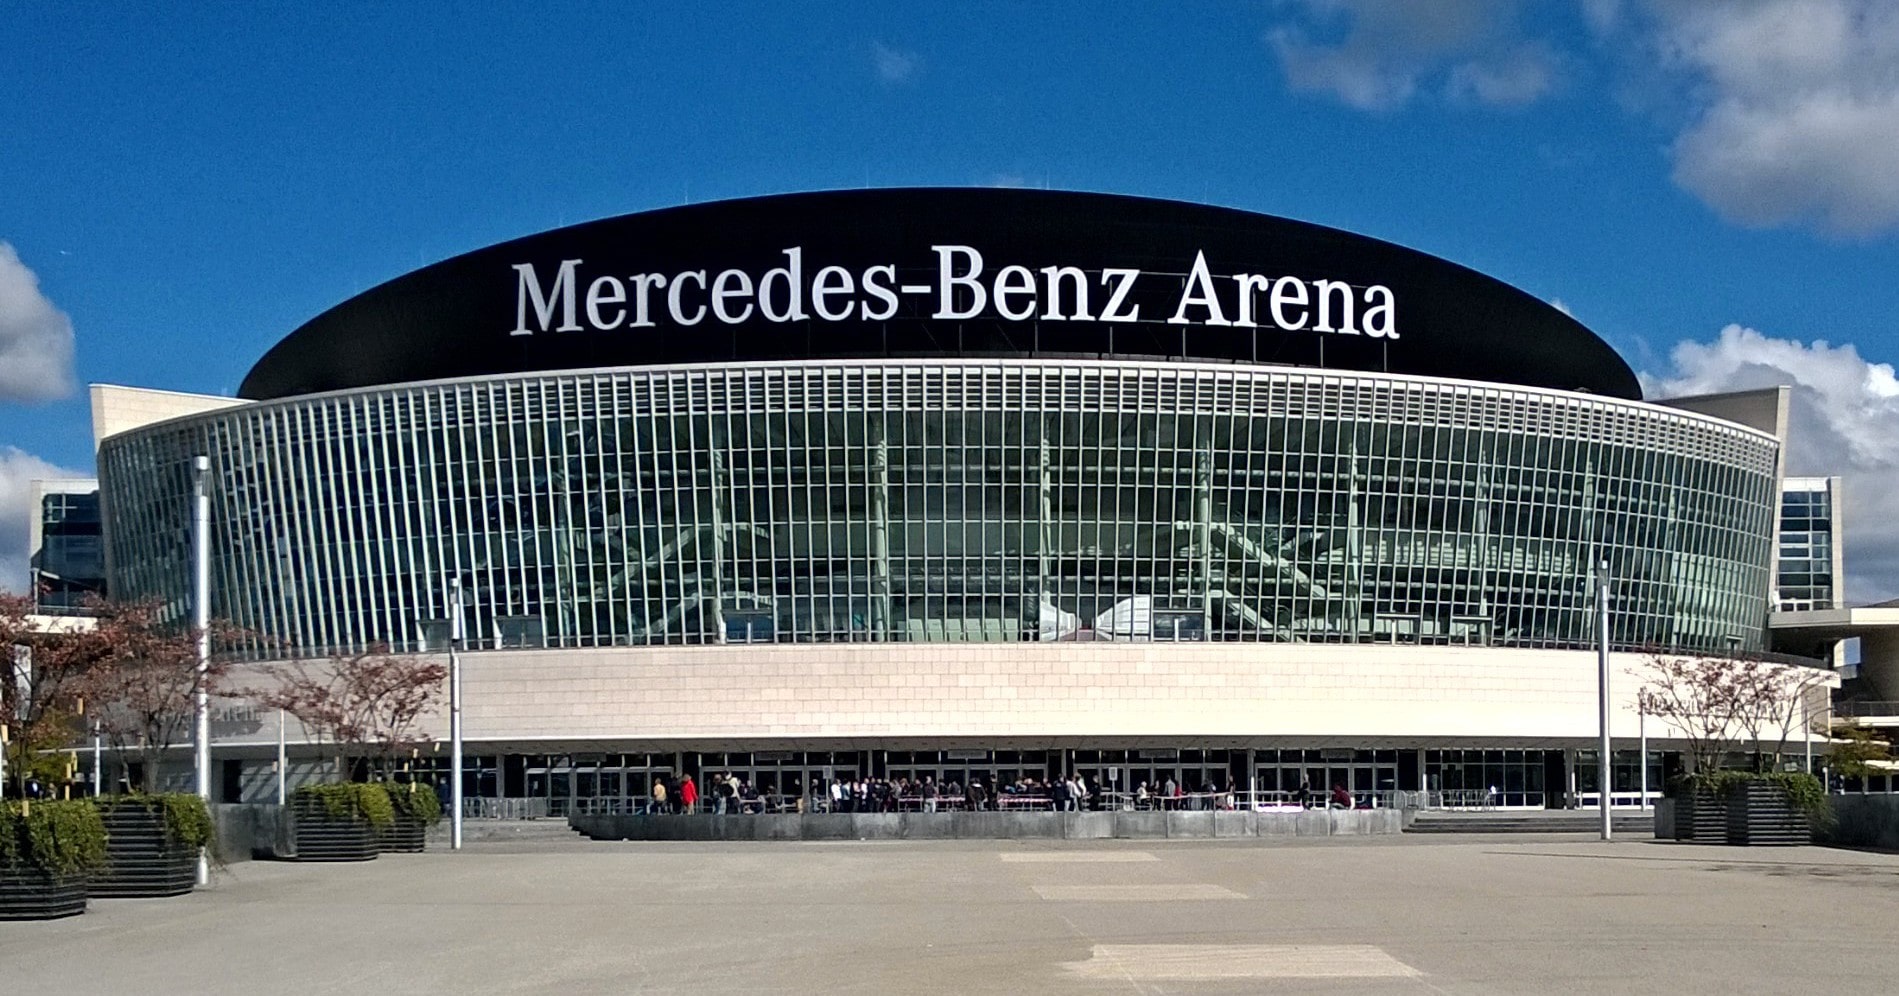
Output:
[238, 189, 1640, 401]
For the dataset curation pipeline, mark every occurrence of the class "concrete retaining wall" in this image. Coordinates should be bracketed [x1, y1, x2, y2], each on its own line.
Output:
[1653, 798, 1675, 839]
[571, 809, 1411, 842]
[1818, 795, 1899, 851]
[211, 803, 289, 862]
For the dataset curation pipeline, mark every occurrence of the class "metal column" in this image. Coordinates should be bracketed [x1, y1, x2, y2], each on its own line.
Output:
[449, 577, 466, 851]
[192, 455, 212, 884]
[1596, 560, 1612, 841]
[276, 709, 287, 804]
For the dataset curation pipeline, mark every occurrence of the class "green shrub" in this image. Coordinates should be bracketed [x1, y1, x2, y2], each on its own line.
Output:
[385, 782, 442, 825]
[94, 793, 217, 851]
[1686, 770, 1829, 818]
[293, 783, 395, 829]
[0, 800, 109, 877]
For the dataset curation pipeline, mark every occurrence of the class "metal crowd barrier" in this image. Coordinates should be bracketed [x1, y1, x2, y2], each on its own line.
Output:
[490, 787, 1540, 818]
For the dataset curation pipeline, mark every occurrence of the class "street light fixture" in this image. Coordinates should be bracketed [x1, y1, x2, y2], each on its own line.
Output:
[448, 578, 465, 851]
[191, 455, 211, 886]
[1597, 559, 1612, 842]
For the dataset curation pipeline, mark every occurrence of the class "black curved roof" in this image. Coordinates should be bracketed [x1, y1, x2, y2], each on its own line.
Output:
[239, 189, 1640, 401]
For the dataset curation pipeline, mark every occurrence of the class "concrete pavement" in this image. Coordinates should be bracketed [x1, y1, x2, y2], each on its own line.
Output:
[4, 832, 1895, 994]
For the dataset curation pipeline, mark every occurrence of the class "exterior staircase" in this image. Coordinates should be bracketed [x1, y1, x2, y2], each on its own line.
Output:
[424, 818, 594, 846]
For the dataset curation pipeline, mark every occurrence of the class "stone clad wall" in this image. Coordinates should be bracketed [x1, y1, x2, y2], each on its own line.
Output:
[447, 643, 1673, 746]
[211, 642, 1829, 752]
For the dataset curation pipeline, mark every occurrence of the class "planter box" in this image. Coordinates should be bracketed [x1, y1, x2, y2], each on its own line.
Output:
[378, 812, 428, 853]
[290, 800, 380, 862]
[0, 868, 87, 920]
[1725, 782, 1812, 846]
[1674, 790, 1727, 842]
[92, 805, 198, 898]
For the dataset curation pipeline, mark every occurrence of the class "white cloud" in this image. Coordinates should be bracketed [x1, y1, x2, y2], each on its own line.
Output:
[1267, 0, 1561, 111]
[1645, 326, 1899, 602]
[1649, 0, 1899, 236]
[1446, 42, 1561, 107]
[871, 42, 920, 84]
[1579, 0, 1625, 37]
[0, 242, 77, 403]
[0, 447, 87, 594]
[1261, 1, 1899, 237]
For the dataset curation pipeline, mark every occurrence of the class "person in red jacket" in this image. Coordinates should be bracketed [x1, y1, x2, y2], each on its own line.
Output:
[679, 774, 699, 814]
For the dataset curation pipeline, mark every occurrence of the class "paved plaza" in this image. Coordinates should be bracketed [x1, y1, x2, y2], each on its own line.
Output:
[5, 830, 1898, 994]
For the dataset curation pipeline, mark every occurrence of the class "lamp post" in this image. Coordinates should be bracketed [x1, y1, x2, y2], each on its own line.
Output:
[1638, 701, 1648, 810]
[276, 708, 287, 805]
[448, 577, 465, 851]
[191, 455, 211, 886]
[1597, 559, 1612, 841]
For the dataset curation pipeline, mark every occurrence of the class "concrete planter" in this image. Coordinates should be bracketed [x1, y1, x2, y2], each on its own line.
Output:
[0, 868, 88, 920]
[290, 799, 380, 862]
[92, 805, 198, 898]
[1673, 790, 1727, 842]
[1724, 781, 1811, 846]
[378, 812, 428, 853]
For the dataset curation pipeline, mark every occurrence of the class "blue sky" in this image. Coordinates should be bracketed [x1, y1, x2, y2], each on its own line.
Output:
[3, 2, 1898, 596]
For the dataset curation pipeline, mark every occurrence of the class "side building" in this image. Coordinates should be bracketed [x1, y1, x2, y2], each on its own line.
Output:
[26, 478, 105, 614]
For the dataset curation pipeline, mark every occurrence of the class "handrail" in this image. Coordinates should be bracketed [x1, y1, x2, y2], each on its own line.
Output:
[1835, 701, 1899, 718]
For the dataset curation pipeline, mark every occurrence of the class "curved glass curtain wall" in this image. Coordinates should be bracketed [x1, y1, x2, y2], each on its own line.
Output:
[98, 361, 1778, 657]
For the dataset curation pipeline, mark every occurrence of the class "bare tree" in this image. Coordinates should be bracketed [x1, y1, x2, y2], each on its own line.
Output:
[78, 599, 234, 793]
[1635, 652, 1751, 776]
[248, 646, 447, 782]
[1730, 659, 1833, 772]
[0, 593, 113, 797]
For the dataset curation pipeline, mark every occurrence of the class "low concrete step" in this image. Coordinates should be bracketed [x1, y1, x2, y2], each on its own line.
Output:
[1405, 812, 1653, 834]
[424, 818, 590, 844]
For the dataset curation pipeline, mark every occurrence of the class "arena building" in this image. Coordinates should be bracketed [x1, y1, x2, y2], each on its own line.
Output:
[79, 189, 1847, 810]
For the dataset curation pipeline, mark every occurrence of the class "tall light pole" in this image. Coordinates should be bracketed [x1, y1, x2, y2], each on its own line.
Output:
[276, 708, 287, 804]
[1638, 701, 1648, 810]
[192, 455, 212, 885]
[1597, 559, 1613, 841]
[449, 577, 465, 851]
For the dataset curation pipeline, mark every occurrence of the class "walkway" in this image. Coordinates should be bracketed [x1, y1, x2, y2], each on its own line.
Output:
[5, 835, 1896, 993]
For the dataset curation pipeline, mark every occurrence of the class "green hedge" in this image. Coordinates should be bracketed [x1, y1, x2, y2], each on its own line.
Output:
[1684, 770, 1829, 817]
[0, 800, 109, 877]
[292, 783, 395, 829]
[385, 783, 442, 825]
[94, 794, 216, 850]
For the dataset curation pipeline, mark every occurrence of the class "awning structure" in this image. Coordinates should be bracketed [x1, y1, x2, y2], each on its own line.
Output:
[1773, 601, 1899, 702]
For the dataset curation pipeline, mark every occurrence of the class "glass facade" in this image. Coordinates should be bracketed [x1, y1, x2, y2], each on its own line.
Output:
[32, 486, 106, 613]
[97, 360, 1778, 657]
[1775, 477, 1838, 610]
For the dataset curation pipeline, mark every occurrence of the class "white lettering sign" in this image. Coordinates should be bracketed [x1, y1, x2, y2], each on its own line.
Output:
[508, 248, 1398, 341]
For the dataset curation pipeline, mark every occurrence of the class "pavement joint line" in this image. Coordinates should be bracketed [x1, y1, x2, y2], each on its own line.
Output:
[1061, 944, 1424, 981]
[999, 851, 1161, 863]
[1032, 884, 1247, 902]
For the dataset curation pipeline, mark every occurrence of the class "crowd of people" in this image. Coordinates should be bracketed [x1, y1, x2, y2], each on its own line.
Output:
[628, 773, 1369, 814]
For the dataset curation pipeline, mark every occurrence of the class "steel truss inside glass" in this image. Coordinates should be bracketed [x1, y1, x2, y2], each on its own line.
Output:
[98, 360, 1778, 657]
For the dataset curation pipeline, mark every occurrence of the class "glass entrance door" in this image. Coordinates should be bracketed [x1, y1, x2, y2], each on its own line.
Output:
[1253, 750, 1400, 808]
[1072, 749, 1239, 809]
